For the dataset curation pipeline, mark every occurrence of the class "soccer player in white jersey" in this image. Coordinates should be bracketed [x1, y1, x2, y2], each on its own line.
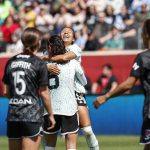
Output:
[43, 35, 87, 150]
[46, 27, 99, 150]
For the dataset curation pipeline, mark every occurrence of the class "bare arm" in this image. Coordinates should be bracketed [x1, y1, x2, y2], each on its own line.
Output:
[39, 86, 55, 129]
[4, 84, 11, 98]
[91, 82, 99, 94]
[94, 76, 137, 109]
[51, 51, 77, 62]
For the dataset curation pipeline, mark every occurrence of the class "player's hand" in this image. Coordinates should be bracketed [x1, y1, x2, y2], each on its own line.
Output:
[47, 64, 60, 75]
[93, 95, 107, 109]
[47, 114, 56, 130]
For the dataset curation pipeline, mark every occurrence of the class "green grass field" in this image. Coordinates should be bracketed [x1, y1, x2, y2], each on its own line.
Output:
[0, 135, 144, 150]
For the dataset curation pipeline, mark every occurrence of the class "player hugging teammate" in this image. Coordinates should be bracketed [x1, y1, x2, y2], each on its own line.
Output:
[43, 35, 87, 150]
[43, 27, 99, 150]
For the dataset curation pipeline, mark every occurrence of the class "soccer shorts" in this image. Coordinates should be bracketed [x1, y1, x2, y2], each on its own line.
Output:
[140, 117, 150, 145]
[7, 121, 43, 139]
[75, 91, 87, 106]
[43, 113, 79, 135]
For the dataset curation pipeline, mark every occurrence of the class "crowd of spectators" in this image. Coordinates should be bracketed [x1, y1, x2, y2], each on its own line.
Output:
[0, 0, 150, 54]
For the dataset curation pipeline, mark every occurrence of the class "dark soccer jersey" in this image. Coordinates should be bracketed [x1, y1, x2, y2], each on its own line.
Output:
[130, 50, 150, 119]
[3, 53, 48, 122]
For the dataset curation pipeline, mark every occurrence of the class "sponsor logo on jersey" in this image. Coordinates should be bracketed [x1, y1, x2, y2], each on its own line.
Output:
[9, 98, 32, 105]
[11, 61, 31, 69]
[132, 62, 139, 70]
[145, 130, 150, 141]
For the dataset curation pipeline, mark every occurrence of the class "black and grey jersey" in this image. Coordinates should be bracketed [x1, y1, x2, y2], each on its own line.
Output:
[130, 50, 150, 119]
[3, 53, 48, 122]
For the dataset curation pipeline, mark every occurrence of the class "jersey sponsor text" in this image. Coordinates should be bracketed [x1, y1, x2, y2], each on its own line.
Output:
[9, 98, 32, 105]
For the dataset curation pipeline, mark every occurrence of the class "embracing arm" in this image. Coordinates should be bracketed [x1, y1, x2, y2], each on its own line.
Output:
[94, 76, 137, 109]
[51, 51, 77, 62]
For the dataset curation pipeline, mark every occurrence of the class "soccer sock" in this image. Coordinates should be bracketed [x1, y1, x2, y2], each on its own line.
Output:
[45, 146, 55, 150]
[67, 149, 76, 150]
[81, 126, 99, 150]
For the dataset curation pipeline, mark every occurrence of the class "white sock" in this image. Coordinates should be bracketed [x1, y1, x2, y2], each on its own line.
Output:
[67, 149, 76, 150]
[81, 126, 99, 150]
[45, 146, 55, 150]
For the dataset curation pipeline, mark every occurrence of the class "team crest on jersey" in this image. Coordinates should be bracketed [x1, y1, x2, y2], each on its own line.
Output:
[132, 62, 139, 70]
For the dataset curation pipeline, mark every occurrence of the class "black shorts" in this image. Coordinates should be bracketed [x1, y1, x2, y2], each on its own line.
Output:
[75, 91, 87, 106]
[7, 121, 43, 139]
[140, 117, 150, 145]
[43, 113, 79, 135]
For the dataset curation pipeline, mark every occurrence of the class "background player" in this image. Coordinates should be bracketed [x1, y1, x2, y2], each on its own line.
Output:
[43, 35, 87, 150]
[45, 27, 99, 150]
[93, 19, 150, 150]
[2, 27, 55, 150]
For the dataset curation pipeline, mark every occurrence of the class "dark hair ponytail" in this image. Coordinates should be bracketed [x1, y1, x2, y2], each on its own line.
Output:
[48, 35, 66, 57]
[21, 27, 41, 54]
[142, 19, 150, 48]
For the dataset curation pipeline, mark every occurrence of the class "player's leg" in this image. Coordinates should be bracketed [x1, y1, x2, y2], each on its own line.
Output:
[75, 91, 99, 150]
[43, 114, 60, 150]
[61, 113, 79, 150]
[22, 136, 41, 150]
[140, 117, 150, 150]
[21, 122, 43, 150]
[79, 106, 99, 150]
[44, 134, 57, 150]
[65, 133, 78, 150]
[144, 144, 150, 150]
[9, 139, 22, 150]
[7, 121, 22, 150]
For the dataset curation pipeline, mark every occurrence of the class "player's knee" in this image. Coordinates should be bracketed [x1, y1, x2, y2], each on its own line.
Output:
[82, 126, 93, 136]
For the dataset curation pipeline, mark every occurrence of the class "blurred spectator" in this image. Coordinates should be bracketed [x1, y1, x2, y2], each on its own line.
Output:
[23, 1, 36, 27]
[106, 0, 125, 14]
[122, 17, 138, 49]
[75, 27, 87, 50]
[85, 5, 97, 33]
[54, 5, 72, 33]
[86, 11, 111, 50]
[92, 64, 118, 94]
[135, 3, 150, 24]
[0, 0, 11, 25]
[0, 31, 6, 53]
[92, 11, 111, 39]
[71, 4, 85, 32]
[33, 0, 41, 15]
[0, 15, 20, 43]
[6, 29, 23, 54]
[9, 6, 20, 23]
[39, 31, 51, 52]
[35, 4, 54, 34]
[103, 26, 125, 50]
[131, 0, 150, 12]
[12, 0, 23, 12]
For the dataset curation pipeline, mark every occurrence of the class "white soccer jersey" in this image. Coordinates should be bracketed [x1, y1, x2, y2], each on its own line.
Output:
[48, 60, 87, 116]
[66, 44, 82, 62]
[66, 44, 86, 93]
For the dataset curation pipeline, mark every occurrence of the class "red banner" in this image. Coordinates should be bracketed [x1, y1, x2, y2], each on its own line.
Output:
[0, 52, 138, 95]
